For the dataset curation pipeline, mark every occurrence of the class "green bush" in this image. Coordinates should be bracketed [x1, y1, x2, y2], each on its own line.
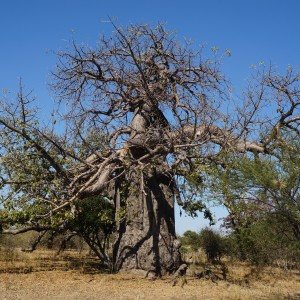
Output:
[179, 228, 226, 263]
[179, 230, 201, 253]
[198, 228, 225, 263]
[224, 217, 300, 267]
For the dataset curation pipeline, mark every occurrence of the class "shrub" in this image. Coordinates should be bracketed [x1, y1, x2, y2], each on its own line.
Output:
[198, 228, 225, 263]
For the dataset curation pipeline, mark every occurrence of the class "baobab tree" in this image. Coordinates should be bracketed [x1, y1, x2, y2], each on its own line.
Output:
[1, 22, 300, 276]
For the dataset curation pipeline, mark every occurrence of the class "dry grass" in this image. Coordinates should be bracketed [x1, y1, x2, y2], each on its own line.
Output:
[0, 248, 99, 274]
[0, 248, 299, 300]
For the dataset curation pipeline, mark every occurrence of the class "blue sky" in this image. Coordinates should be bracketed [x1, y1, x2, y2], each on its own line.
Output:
[1, 0, 300, 234]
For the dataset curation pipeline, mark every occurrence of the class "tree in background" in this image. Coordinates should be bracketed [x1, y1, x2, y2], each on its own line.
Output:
[179, 228, 225, 263]
[1, 22, 300, 275]
[179, 230, 202, 253]
[215, 133, 300, 264]
[198, 228, 225, 263]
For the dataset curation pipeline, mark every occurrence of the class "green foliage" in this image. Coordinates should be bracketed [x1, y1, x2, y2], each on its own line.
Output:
[179, 230, 201, 252]
[181, 134, 300, 266]
[224, 217, 300, 265]
[70, 195, 115, 237]
[198, 228, 225, 263]
[225, 141, 299, 238]
[0, 91, 109, 231]
[0, 93, 114, 262]
[179, 228, 226, 263]
[209, 133, 300, 265]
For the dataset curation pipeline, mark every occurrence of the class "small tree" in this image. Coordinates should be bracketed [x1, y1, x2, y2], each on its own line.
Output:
[216, 133, 300, 264]
[68, 195, 115, 266]
[199, 228, 224, 263]
[179, 230, 202, 252]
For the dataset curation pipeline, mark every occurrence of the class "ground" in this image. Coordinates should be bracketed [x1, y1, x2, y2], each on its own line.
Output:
[0, 249, 299, 300]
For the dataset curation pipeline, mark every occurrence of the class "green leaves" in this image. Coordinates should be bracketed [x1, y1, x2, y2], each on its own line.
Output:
[214, 133, 300, 253]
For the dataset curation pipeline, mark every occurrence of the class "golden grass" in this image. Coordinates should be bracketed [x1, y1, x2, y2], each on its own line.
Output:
[0, 248, 299, 300]
[0, 248, 100, 274]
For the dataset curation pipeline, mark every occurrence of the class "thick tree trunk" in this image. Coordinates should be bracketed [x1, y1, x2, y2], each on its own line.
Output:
[112, 170, 182, 277]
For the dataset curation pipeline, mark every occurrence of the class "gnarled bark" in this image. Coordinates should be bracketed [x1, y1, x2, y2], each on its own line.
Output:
[112, 171, 181, 276]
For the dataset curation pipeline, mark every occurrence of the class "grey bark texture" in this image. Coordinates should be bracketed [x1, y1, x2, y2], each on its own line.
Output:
[112, 168, 181, 275]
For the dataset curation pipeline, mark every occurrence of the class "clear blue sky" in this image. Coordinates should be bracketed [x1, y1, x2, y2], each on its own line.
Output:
[1, 0, 300, 234]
